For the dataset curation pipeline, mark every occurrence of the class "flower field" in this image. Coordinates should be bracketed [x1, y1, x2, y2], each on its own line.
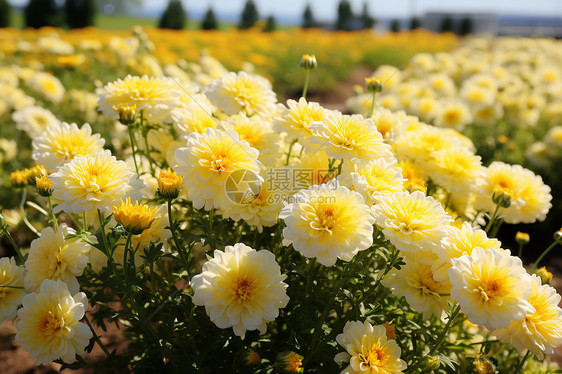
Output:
[0, 25, 561, 374]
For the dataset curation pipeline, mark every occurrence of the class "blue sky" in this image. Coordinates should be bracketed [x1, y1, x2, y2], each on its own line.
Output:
[8, 0, 562, 19]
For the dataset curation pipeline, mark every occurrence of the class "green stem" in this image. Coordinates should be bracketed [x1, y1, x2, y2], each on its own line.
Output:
[484, 204, 501, 234]
[123, 232, 133, 285]
[518, 243, 524, 259]
[359, 247, 399, 304]
[3, 228, 24, 264]
[167, 199, 183, 252]
[531, 240, 560, 273]
[97, 210, 111, 256]
[515, 350, 532, 373]
[208, 208, 216, 251]
[368, 92, 376, 117]
[302, 69, 311, 99]
[84, 315, 111, 358]
[82, 212, 87, 232]
[47, 196, 58, 230]
[127, 125, 140, 176]
[285, 138, 298, 166]
[19, 188, 39, 236]
[140, 111, 155, 174]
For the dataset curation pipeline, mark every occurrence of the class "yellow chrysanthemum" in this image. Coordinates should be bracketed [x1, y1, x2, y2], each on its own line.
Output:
[493, 275, 562, 359]
[97, 75, 181, 124]
[191, 243, 289, 338]
[113, 198, 158, 235]
[0, 257, 26, 324]
[449, 247, 534, 329]
[28, 72, 65, 104]
[50, 150, 144, 214]
[16, 280, 92, 365]
[434, 100, 472, 131]
[171, 94, 217, 136]
[371, 191, 452, 254]
[309, 112, 394, 162]
[174, 128, 262, 211]
[435, 222, 501, 264]
[273, 98, 327, 145]
[335, 321, 407, 374]
[158, 169, 183, 199]
[31, 122, 105, 171]
[205, 71, 277, 116]
[370, 106, 406, 141]
[383, 255, 451, 319]
[427, 147, 484, 195]
[24, 224, 90, 294]
[12, 106, 60, 138]
[279, 184, 374, 267]
[474, 161, 552, 224]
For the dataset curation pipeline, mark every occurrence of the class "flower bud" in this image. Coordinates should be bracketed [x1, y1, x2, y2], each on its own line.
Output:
[113, 198, 158, 235]
[275, 351, 303, 373]
[365, 77, 384, 93]
[383, 322, 395, 340]
[245, 350, 260, 365]
[158, 169, 183, 199]
[554, 228, 562, 242]
[473, 357, 496, 374]
[26, 165, 47, 186]
[421, 356, 440, 371]
[535, 266, 553, 285]
[35, 176, 54, 197]
[299, 54, 317, 70]
[491, 191, 511, 208]
[115, 104, 137, 126]
[10, 169, 30, 188]
[515, 231, 530, 245]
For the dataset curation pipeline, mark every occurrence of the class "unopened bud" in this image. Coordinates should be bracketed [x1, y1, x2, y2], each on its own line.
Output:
[10, 169, 30, 188]
[515, 231, 530, 245]
[383, 322, 395, 340]
[35, 176, 54, 197]
[421, 356, 440, 371]
[535, 266, 553, 285]
[115, 104, 137, 126]
[299, 54, 317, 70]
[158, 169, 183, 199]
[473, 357, 496, 374]
[27, 165, 47, 186]
[275, 351, 303, 373]
[554, 228, 562, 242]
[365, 77, 384, 93]
[245, 350, 260, 365]
[492, 191, 511, 208]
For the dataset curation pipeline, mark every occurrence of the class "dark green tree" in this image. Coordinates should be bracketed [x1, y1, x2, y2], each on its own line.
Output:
[410, 17, 421, 30]
[335, 0, 353, 31]
[238, 0, 258, 30]
[24, 0, 64, 28]
[390, 19, 401, 32]
[460, 16, 473, 35]
[201, 7, 218, 30]
[263, 15, 276, 32]
[0, 0, 11, 28]
[440, 16, 454, 33]
[65, 0, 96, 29]
[360, 2, 375, 29]
[158, 0, 186, 30]
[302, 3, 315, 29]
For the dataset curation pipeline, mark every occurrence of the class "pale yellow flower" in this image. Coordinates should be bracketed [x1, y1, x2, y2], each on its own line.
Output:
[434, 100, 472, 131]
[174, 128, 262, 211]
[371, 191, 452, 254]
[309, 112, 394, 162]
[171, 94, 217, 136]
[28, 72, 65, 104]
[449, 247, 534, 329]
[335, 320, 407, 374]
[279, 184, 374, 267]
[32, 122, 105, 172]
[205, 71, 277, 116]
[427, 147, 484, 196]
[12, 106, 60, 138]
[24, 224, 90, 294]
[191, 243, 289, 338]
[113, 198, 158, 235]
[16, 280, 92, 365]
[493, 275, 562, 359]
[50, 150, 144, 214]
[435, 222, 501, 264]
[273, 98, 327, 145]
[0, 257, 26, 323]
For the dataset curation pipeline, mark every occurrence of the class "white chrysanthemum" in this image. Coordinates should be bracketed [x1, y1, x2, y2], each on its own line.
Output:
[433, 100, 473, 131]
[370, 106, 407, 141]
[279, 184, 374, 267]
[174, 128, 262, 211]
[32, 122, 105, 171]
[220, 114, 282, 165]
[371, 191, 452, 254]
[335, 321, 407, 374]
[309, 112, 394, 162]
[50, 150, 144, 214]
[24, 224, 90, 294]
[97, 75, 182, 124]
[383, 255, 451, 319]
[544, 126, 562, 148]
[205, 71, 277, 116]
[28, 72, 65, 104]
[16, 279, 92, 365]
[474, 161, 552, 224]
[459, 83, 496, 108]
[427, 147, 484, 196]
[171, 94, 217, 136]
[37, 35, 74, 55]
[493, 275, 562, 360]
[273, 98, 327, 145]
[0, 257, 26, 324]
[449, 247, 534, 329]
[191, 243, 289, 339]
[340, 158, 404, 205]
[12, 106, 60, 138]
[0, 86, 35, 111]
[435, 222, 501, 264]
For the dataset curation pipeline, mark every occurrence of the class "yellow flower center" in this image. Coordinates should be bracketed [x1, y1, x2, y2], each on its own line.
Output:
[234, 277, 255, 303]
[419, 267, 442, 294]
[475, 279, 503, 301]
[310, 203, 340, 233]
[211, 153, 231, 172]
[359, 344, 389, 370]
[40, 310, 67, 338]
[46, 247, 67, 279]
[444, 109, 461, 125]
